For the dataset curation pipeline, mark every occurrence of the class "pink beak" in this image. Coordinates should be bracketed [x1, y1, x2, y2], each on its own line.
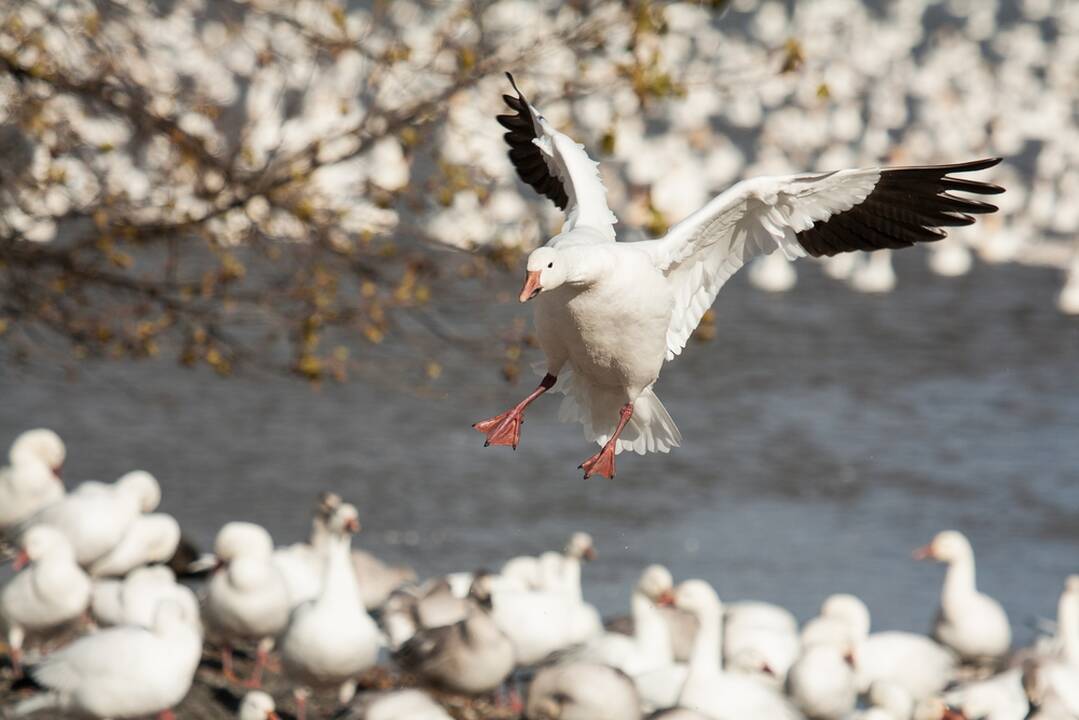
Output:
[519, 271, 542, 303]
[656, 589, 676, 607]
[913, 543, 935, 561]
[12, 549, 30, 571]
[345, 517, 361, 534]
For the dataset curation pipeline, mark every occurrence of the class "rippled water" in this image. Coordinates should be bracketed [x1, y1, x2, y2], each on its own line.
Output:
[2, 251, 1078, 645]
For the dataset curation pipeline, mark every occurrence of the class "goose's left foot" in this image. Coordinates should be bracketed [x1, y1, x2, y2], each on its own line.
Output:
[579, 403, 634, 479]
[473, 373, 556, 449]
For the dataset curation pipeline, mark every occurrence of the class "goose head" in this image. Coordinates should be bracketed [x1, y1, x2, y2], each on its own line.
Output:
[238, 690, 280, 720]
[213, 522, 274, 569]
[564, 531, 596, 561]
[13, 525, 74, 570]
[519, 245, 603, 302]
[819, 593, 871, 644]
[9, 428, 65, 479]
[672, 579, 721, 620]
[116, 470, 162, 512]
[638, 564, 675, 606]
[913, 530, 972, 564]
[467, 571, 496, 610]
[326, 502, 361, 536]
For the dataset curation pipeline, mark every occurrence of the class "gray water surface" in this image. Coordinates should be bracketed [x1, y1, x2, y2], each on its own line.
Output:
[2, 250, 1078, 645]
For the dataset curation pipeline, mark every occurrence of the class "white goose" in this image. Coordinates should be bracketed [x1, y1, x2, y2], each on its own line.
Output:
[474, 74, 1003, 478]
[273, 492, 341, 610]
[203, 521, 289, 688]
[785, 642, 858, 720]
[88, 512, 181, 577]
[527, 661, 642, 720]
[0, 429, 65, 533]
[90, 565, 200, 634]
[1, 525, 91, 676]
[280, 502, 381, 720]
[238, 691, 280, 720]
[12, 599, 202, 719]
[573, 564, 676, 676]
[26, 470, 161, 567]
[914, 530, 1012, 663]
[669, 579, 803, 720]
[358, 689, 453, 720]
[802, 593, 957, 699]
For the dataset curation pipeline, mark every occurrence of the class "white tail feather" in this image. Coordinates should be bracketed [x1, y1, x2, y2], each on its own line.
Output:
[541, 366, 681, 456]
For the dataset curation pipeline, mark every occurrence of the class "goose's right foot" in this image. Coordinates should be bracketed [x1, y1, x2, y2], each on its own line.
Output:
[473, 373, 556, 450]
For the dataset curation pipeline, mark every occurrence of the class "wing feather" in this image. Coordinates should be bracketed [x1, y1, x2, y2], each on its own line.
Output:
[497, 73, 616, 242]
[640, 159, 1003, 359]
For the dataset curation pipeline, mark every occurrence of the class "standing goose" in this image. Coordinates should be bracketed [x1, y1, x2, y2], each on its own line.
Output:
[280, 502, 381, 720]
[0, 429, 65, 533]
[203, 522, 290, 689]
[12, 599, 202, 719]
[1, 525, 91, 676]
[474, 73, 1003, 478]
[914, 530, 1012, 663]
[668, 579, 803, 720]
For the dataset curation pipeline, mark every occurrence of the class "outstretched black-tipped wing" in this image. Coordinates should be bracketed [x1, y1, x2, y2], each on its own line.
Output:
[640, 158, 1005, 359]
[795, 158, 1004, 256]
[497, 73, 569, 211]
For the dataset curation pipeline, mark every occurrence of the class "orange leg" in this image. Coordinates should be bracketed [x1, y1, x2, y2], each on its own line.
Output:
[221, 645, 240, 684]
[579, 403, 634, 479]
[473, 373, 556, 449]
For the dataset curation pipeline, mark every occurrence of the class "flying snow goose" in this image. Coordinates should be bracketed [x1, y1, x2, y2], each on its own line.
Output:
[669, 579, 803, 720]
[238, 691, 281, 720]
[280, 502, 381, 720]
[26, 470, 161, 566]
[203, 521, 290, 688]
[474, 73, 1003, 478]
[914, 530, 1012, 663]
[527, 662, 642, 720]
[1, 525, 91, 676]
[394, 573, 516, 695]
[0, 429, 65, 533]
[12, 599, 202, 719]
[88, 512, 181, 577]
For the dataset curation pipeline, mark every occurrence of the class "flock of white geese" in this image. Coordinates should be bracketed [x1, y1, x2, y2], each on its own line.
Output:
[1, 428, 1077, 720]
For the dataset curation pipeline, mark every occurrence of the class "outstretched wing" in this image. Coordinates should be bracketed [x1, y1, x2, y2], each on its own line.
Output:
[640, 158, 1004, 359]
[497, 73, 617, 242]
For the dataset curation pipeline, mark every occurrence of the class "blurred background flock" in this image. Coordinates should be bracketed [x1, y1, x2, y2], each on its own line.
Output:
[1, 0, 1078, 717]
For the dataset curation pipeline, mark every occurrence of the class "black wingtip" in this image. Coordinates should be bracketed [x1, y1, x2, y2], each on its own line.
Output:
[505, 71, 522, 97]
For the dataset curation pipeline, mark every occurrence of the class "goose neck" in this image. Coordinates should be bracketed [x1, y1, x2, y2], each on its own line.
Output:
[631, 591, 673, 664]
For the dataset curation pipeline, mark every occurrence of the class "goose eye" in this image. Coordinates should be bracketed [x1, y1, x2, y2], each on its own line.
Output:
[547, 262, 553, 268]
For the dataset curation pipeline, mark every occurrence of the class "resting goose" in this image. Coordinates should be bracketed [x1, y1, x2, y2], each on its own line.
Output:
[12, 599, 201, 719]
[88, 512, 181, 578]
[203, 521, 289, 689]
[1, 525, 91, 676]
[394, 573, 515, 695]
[474, 73, 1003, 478]
[785, 643, 858, 720]
[356, 689, 453, 719]
[527, 662, 642, 720]
[803, 593, 957, 699]
[91, 565, 200, 634]
[0, 429, 65, 533]
[280, 502, 381, 720]
[914, 530, 1012, 663]
[26, 470, 161, 567]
